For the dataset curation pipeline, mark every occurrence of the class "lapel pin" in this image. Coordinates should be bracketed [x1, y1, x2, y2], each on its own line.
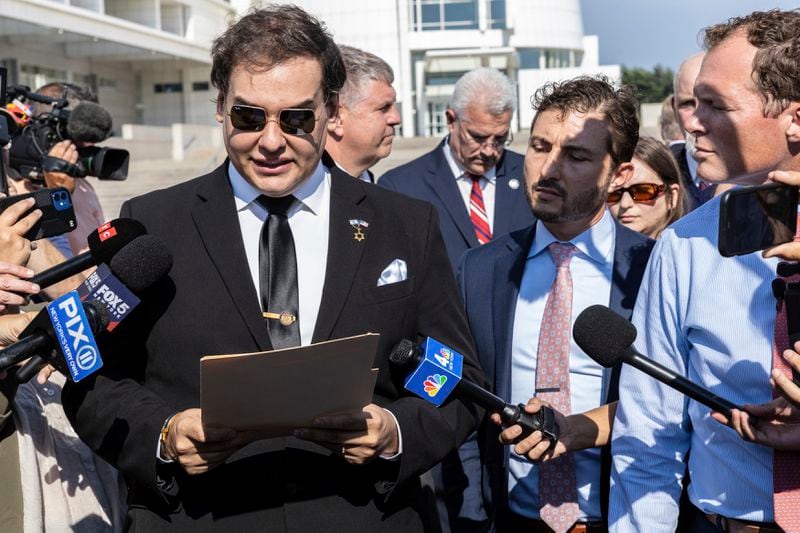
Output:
[509, 178, 520, 190]
[349, 219, 369, 242]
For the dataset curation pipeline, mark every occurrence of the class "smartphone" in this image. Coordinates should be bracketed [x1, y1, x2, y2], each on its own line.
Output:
[0, 187, 77, 241]
[718, 183, 799, 257]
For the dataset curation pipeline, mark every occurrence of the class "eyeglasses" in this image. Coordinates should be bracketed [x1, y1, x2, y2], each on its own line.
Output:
[456, 119, 513, 150]
[607, 183, 666, 204]
[227, 104, 322, 135]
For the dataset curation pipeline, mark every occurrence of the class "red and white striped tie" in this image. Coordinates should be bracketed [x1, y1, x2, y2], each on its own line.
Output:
[469, 174, 492, 245]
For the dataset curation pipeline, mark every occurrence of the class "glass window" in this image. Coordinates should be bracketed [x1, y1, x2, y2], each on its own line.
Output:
[489, 0, 506, 29]
[444, 1, 478, 30]
[420, 2, 441, 30]
[413, 0, 479, 31]
[154, 83, 182, 94]
[518, 48, 541, 69]
[192, 81, 210, 91]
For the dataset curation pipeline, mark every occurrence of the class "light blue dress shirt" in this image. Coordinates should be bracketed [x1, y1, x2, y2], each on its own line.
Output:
[610, 196, 779, 531]
[509, 211, 615, 520]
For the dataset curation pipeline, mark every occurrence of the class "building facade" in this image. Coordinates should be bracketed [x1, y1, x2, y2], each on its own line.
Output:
[295, 0, 620, 137]
[2, 0, 619, 137]
[1, 0, 234, 130]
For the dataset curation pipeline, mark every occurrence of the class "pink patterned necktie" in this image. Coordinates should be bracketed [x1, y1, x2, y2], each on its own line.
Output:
[536, 242, 580, 533]
[468, 174, 492, 244]
[773, 216, 800, 533]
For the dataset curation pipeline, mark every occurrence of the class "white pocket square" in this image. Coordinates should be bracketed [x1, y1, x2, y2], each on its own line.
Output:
[377, 259, 407, 286]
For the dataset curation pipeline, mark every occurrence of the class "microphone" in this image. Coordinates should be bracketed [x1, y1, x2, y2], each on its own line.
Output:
[0, 295, 109, 382]
[389, 338, 559, 443]
[31, 218, 146, 287]
[66, 102, 113, 143]
[572, 305, 740, 418]
[14, 234, 173, 382]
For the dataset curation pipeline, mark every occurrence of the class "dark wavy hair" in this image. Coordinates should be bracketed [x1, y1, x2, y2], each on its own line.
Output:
[530, 75, 639, 166]
[210, 4, 346, 101]
[703, 9, 800, 117]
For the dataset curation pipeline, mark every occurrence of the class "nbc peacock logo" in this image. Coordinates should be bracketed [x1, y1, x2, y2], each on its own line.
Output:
[423, 374, 447, 397]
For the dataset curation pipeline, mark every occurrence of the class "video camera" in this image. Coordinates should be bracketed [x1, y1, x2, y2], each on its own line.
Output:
[1, 81, 129, 181]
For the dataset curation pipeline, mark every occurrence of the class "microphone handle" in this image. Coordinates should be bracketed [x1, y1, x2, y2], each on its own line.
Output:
[15, 356, 46, 383]
[31, 251, 93, 288]
[455, 378, 507, 412]
[455, 377, 560, 443]
[0, 334, 51, 372]
[626, 350, 740, 417]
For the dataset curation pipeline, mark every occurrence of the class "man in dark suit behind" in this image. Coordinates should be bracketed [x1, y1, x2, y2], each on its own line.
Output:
[62, 6, 483, 531]
[379, 67, 534, 272]
[669, 52, 718, 210]
[458, 76, 654, 532]
[325, 45, 401, 183]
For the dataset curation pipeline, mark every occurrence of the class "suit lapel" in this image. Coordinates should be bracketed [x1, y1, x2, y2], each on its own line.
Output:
[493, 152, 524, 236]
[424, 143, 478, 247]
[492, 226, 535, 402]
[191, 165, 271, 351]
[312, 167, 373, 342]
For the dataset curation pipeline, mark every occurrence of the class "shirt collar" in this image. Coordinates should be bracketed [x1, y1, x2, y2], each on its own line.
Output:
[528, 209, 616, 265]
[442, 136, 497, 183]
[228, 160, 328, 217]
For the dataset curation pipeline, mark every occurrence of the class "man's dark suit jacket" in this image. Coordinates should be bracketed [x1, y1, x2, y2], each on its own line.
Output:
[62, 162, 484, 532]
[670, 141, 716, 211]
[456, 220, 654, 526]
[379, 140, 534, 272]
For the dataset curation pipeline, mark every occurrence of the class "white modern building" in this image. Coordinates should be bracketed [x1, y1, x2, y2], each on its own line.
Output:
[2, 0, 619, 139]
[294, 0, 621, 137]
[1, 0, 234, 129]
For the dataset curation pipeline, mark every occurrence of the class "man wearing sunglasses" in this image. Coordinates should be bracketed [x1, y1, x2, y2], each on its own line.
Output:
[62, 5, 484, 532]
[380, 67, 534, 273]
[325, 45, 401, 183]
[456, 76, 654, 532]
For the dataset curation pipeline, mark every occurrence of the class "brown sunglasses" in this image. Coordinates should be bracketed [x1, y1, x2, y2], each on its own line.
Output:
[607, 183, 666, 204]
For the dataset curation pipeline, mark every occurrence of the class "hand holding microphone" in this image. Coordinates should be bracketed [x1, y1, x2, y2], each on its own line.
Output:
[389, 338, 560, 448]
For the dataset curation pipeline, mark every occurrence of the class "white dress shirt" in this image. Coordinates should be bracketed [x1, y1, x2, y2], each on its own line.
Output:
[508, 210, 615, 521]
[442, 139, 497, 233]
[229, 161, 402, 458]
[229, 161, 330, 347]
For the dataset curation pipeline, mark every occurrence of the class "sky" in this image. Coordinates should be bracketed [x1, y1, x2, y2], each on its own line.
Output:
[579, 0, 798, 71]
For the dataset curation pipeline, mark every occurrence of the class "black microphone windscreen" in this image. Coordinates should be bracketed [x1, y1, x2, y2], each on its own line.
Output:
[84, 300, 111, 333]
[573, 305, 637, 368]
[108, 235, 172, 292]
[389, 339, 418, 367]
[86, 219, 147, 264]
[66, 102, 113, 143]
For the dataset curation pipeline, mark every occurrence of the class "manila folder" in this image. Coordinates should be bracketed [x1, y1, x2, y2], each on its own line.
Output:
[200, 333, 379, 435]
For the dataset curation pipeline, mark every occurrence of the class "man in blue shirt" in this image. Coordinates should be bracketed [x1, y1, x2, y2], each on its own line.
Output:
[458, 75, 653, 532]
[611, 10, 800, 533]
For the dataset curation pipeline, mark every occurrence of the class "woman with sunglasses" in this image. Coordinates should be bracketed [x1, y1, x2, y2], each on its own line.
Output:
[608, 136, 686, 238]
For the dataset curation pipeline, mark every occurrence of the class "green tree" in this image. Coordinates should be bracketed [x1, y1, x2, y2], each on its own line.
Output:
[622, 64, 675, 103]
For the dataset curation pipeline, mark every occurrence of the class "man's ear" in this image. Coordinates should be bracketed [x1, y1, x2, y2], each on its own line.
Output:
[446, 108, 457, 134]
[214, 92, 225, 124]
[610, 161, 634, 189]
[785, 102, 800, 143]
[327, 103, 345, 137]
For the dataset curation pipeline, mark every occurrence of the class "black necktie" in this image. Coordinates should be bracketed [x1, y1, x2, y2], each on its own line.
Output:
[256, 195, 300, 349]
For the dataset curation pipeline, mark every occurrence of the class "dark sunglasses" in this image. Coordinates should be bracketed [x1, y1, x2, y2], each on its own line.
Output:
[607, 183, 666, 204]
[228, 104, 321, 135]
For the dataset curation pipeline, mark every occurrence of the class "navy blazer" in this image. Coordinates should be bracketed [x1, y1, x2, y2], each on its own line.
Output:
[456, 220, 654, 525]
[379, 139, 535, 272]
